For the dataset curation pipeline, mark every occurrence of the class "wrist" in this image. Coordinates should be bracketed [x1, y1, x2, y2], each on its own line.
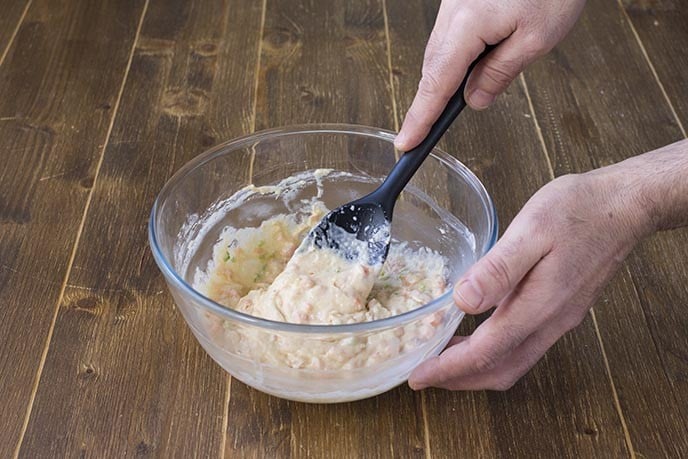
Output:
[623, 140, 688, 232]
[585, 162, 656, 247]
[592, 139, 688, 236]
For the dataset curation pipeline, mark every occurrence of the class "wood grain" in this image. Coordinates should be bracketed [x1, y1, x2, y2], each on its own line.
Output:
[0, 0, 146, 454]
[523, 0, 688, 456]
[386, 0, 633, 457]
[621, 0, 688, 131]
[616, 10, 688, 449]
[17, 0, 263, 456]
[0, 0, 685, 456]
[225, 1, 427, 458]
[0, 0, 29, 59]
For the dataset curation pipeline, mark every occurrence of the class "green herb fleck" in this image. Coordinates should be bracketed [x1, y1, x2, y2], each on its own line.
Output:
[223, 250, 234, 262]
[254, 264, 267, 282]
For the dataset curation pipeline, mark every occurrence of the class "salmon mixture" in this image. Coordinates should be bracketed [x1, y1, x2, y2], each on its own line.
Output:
[195, 200, 449, 370]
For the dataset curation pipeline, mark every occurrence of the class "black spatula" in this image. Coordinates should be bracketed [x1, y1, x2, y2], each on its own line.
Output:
[300, 45, 496, 266]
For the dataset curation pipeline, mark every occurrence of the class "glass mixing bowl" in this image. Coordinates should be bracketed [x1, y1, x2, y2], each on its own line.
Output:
[149, 124, 497, 403]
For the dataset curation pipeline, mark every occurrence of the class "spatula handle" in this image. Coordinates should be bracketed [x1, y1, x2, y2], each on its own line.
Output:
[377, 44, 497, 209]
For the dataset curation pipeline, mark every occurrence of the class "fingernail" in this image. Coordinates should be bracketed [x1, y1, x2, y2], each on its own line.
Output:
[408, 380, 428, 391]
[454, 280, 482, 311]
[394, 132, 407, 150]
[408, 360, 434, 390]
[408, 371, 430, 390]
[468, 89, 495, 110]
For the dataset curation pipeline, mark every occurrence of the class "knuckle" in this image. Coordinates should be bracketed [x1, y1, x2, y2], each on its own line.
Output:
[418, 71, 447, 99]
[522, 31, 550, 54]
[497, 234, 522, 261]
[479, 255, 512, 292]
[472, 347, 501, 373]
[522, 199, 556, 235]
[434, 352, 455, 384]
[481, 59, 518, 87]
[451, 7, 481, 27]
[531, 173, 592, 222]
[498, 324, 529, 353]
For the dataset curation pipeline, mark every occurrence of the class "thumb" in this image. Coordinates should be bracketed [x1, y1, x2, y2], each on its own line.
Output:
[464, 34, 544, 110]
[454, 212, 550, 314]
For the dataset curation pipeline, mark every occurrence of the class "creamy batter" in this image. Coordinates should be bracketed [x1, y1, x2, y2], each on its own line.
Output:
[195, 198, 449, 370]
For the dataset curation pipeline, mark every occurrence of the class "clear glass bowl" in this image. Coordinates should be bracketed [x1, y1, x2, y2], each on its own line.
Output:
[149, 124, 497, 403]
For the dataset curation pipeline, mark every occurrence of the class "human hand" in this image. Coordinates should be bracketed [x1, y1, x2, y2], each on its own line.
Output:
[408, 168, 655, 391]
[394, 0, 586, 151]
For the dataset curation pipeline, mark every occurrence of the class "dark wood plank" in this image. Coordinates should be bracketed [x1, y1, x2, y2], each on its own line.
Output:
[617, 10, 688, 446]
[387, 0, 632, 457]
[17, 0, 263, 456]
[621, 0, 688, 130]
[0, 0, 29, 58]
[226, 1, 427, 458]
[523, 0, 688, 456]
[0, 0, 146, 454]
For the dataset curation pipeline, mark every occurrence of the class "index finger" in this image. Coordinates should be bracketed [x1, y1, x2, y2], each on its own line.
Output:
[394, 16, 486, 151]
[408, 257, 562, 390]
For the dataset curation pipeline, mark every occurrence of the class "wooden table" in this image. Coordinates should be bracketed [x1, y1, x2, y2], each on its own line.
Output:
[1, 0, 686, 457]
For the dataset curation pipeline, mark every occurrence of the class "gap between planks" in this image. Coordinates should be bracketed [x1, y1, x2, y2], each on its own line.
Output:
[246, 0, 267, 181]
[589, 309, 636, 458]
[221, 0, 268, 457]
[615, 0, 688, 442]
[419, 390, 432, 459]
[12, 1, 152, 457]
[625, 271, 688, 423]
[381, 0, 401, 164]
[0, 0, 33, 69]
[229, 2, 681, 457]
[519, 73, 636, 458]
[381, 3, 430, 458]
[615, 0, 686, 139]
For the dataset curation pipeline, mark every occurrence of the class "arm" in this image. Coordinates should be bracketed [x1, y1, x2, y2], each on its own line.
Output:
[409, 139, 688, 390]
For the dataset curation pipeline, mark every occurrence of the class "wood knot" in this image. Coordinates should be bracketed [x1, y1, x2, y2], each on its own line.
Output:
[298, 85, 323, 108]
[69, 295, 101, 315]
[136, 37, 175, 57]
[0, 195, 31, 224]
[161, 88, 208, 117]
[582, 427, 597, 436]
[136, 441, 152, 455]
[263, 27, 300, 52]
[115, 289, 138, 322]
[342, 35, 358, 47]
[200, 133, 215, 147]
[77, 297, 98, 310]
[80, 363, 97, 380]
[80, 177, 95, 189]
[299, 85, 314, 102]
[193, 42, 218, 57]
[343, 30, 384, 51]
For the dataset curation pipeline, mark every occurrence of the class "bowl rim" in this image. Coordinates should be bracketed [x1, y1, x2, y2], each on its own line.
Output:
[148, 123, 498, 334]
